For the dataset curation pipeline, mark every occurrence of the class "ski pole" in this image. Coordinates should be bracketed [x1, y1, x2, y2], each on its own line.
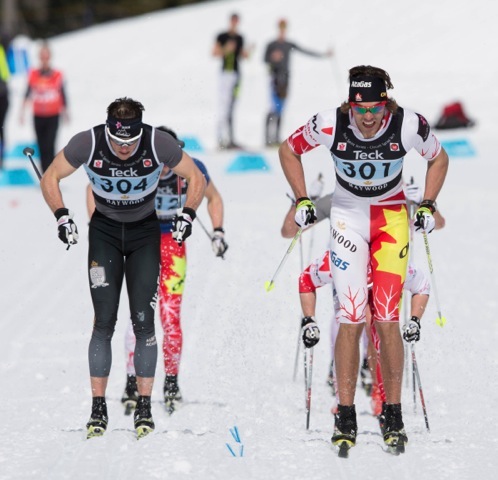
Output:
[23, 147, 42, 180]
[292, 317, 301, 381]
[304, 347, 314, 430]
[422, 231, 446, 327]
[292, 233, 305, 380]
[407, 198, 417, 401]
[265, 228, 303, 292]
[23, 147, 74, 251]
[411, 344, 430, 432]
[307, 173, 323, 263]
[177, 176, 223, 259]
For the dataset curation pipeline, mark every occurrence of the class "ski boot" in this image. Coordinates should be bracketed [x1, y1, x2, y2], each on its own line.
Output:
[164, 375, 182, 415]
[331, 404, 357, 458]
[86, 397, 108, 439]
[134, 396, 155, 439]
[383, 403, 408, 454]
[378, 402, 387, 435]
[360, 358, 373, 396]
[121, 374, 138, 415]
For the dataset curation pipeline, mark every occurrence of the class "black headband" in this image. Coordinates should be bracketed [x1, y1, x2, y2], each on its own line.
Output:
[106, 115, 143, 139]
[349, 76, 387, 103]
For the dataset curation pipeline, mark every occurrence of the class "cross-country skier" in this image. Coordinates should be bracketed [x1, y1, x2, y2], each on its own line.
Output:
[40, 98, 206, 439]
[279, 65, 449, 454]
[115, 127, 228, 415]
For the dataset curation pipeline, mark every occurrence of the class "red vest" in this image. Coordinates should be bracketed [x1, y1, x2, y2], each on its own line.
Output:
[28, 69, 64, 116]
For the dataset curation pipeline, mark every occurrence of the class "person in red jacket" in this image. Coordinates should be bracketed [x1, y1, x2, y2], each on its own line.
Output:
[20, 41, 68, 172]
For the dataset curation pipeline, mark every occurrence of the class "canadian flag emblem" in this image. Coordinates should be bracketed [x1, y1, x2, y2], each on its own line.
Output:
[94, 160, 103, 168]
[338, 142, 347, 151]
[143, 159, 152, 167]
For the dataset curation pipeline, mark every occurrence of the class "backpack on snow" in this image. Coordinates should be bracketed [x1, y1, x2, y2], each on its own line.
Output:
[434, 101, 475, 130]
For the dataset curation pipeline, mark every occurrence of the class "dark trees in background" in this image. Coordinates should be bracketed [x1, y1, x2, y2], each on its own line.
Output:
[1, 0, 212, 38]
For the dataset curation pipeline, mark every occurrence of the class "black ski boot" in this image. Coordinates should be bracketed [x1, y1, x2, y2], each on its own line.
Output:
[86, 397, 108, 439]
[331, 404, 357, 458]
[378, 402, 387, 435]
[134, 395, 155, 439]
[383, 403, 408, 454]
[164, 375, 182, 414]
[121, 374, 138, 415]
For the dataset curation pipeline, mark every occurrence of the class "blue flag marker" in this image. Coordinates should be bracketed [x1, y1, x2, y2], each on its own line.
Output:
[230, 426, 240, 443]
[226, 426, 244, 457]
[226, 443, 236, 457]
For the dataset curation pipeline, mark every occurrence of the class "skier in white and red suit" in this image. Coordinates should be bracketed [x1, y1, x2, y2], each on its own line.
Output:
[279, 64, 448, 451]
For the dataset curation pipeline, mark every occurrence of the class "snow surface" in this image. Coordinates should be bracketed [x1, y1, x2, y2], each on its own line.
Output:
[1, 0, 498, 478]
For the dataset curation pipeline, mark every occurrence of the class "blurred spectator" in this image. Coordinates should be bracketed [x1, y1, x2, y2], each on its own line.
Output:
[212, 12, 252, 149]
[0, 32, 11, 169]
[264, 18, 332, 147]
[20, 41, 69, 172]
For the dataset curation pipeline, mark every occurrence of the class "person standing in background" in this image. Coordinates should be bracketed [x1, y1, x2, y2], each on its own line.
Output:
[212, 12, 252, 150]
[20, 41, 68, 172]
[264, 19, 332, 147]
[0, 32, 11, 169]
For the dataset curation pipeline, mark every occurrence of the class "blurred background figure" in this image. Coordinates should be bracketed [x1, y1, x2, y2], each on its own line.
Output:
[212, 12, 252, 150]
[264, 18, 332, 147]
[0, 31, 11, 170]
[20, 41, 68, 172]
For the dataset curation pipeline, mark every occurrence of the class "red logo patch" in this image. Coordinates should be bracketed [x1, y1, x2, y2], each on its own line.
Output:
[94, 160, 103, 168]
[321, 126, 334, 136]
[355, 93, 363, 102]
[338, 142, 347, 151]
[390, 143, 399, 151]
[143, 159, 152, 167]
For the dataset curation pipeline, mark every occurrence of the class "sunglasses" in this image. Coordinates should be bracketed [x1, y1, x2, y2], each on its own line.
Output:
[106, 127, 143, 147]
[350, 102, 387, 115]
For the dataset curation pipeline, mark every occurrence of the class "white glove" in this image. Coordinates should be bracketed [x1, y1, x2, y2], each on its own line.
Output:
[294, 197, 317, 228]
[308, 175, 324, 201]
[172, 207, 196, 244]
[211, 228, 228, 258]
[405, 182, 423, 204]
[55, 208, 79, 247]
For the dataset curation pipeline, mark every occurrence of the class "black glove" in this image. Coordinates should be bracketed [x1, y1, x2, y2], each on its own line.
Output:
[414, 200, 436, 234]
[55, 208, 79, 247]
[172, 207, 196, 245]
[212, 227, 228, 258]
[402, 316, 421, 343]
[301, 316, 320, 348]
[295, 197, 317, 228]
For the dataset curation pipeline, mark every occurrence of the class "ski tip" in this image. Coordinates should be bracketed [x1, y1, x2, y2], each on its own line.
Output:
[264, 281, 275, 292]
[86, 426, 106, 439]
[436, 316, 447, 327]
[333, 439, 354, 458]
[337, 441, 351, 458]
[136, 425, 154, 440]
